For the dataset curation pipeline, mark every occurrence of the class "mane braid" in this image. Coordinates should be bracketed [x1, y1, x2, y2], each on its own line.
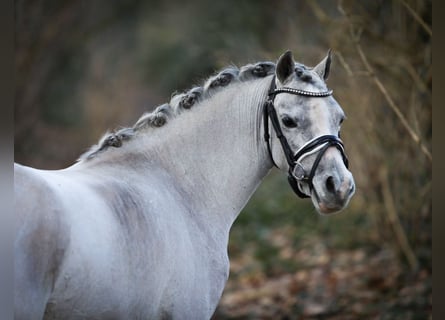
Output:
[78, 60, 277, 161]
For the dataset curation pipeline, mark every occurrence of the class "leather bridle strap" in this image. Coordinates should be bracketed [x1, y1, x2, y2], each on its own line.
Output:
[293, 135, 348, 193]
[264, 100, 294, 167]
[263, 76, 349, 198]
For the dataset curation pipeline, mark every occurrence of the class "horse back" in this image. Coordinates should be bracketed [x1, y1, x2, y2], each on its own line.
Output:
[14, 163, 69, 319]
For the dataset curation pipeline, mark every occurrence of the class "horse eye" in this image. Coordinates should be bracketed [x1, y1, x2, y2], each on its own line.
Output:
[339, 117, 345, 126]
[338, 118, 344, 137]
[282, 116, 298, 128]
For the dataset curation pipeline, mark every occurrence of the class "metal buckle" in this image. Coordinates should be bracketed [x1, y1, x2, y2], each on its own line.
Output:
[291, 162, 307, 181]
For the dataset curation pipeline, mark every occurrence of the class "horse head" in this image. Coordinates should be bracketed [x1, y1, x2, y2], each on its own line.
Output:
[266, 50, 355, 214]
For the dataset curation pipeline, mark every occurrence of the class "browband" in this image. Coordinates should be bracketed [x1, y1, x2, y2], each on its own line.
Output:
[270, 87, 333, 98]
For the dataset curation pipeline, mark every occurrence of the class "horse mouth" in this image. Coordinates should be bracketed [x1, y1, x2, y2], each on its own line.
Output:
[316, 190, 355, 214]
[309, 176, 355, 214]
[317, 202, 344, 214]
[312, 188, 354, 215]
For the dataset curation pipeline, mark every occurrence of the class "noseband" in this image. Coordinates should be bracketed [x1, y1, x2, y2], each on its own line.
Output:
[263, 77, 349, 198]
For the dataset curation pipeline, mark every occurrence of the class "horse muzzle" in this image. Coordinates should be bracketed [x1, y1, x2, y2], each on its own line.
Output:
[311, 168, 355, 214]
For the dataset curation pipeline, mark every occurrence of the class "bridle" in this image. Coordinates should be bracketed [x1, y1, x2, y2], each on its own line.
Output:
[263, 76, 349, 198]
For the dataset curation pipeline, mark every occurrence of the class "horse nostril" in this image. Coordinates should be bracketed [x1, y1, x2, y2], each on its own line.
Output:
[325, 176, 336, 193]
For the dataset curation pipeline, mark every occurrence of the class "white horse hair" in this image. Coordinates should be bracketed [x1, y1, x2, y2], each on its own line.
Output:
[14, 50, 355, 319]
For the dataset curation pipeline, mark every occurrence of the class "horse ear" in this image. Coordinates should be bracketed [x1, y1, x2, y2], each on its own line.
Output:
[313, 49, 332, 80]
[276, 50, 295, 84]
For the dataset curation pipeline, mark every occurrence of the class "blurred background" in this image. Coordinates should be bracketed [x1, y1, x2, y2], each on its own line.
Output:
[15, 0, 431, 318]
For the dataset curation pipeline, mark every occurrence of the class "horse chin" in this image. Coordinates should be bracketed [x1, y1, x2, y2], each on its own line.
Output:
[310, 192, 348, 215]
[315, 201, 344, 215]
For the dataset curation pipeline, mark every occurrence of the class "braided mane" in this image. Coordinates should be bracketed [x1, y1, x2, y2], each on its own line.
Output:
[79, 61, 281, 161]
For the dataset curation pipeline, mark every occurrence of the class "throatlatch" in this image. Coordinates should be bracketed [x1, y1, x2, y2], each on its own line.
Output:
[263, 76, 349, 198]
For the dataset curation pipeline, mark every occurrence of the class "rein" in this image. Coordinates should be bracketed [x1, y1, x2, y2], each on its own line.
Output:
[263, 76, 349, 198]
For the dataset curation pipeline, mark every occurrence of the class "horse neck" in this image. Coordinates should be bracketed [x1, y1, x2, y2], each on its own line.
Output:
[74, 77, 273, 231]
[143, 77, 272, 226]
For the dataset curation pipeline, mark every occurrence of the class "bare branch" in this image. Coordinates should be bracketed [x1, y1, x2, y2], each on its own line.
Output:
[380, 167, 419, 272]
[338, 1, 432, 162]
[305, 0, 330, 23]
[401, 59, 431, 96]
[397, 0, 432, 37]
[335, 52, 354, 76]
